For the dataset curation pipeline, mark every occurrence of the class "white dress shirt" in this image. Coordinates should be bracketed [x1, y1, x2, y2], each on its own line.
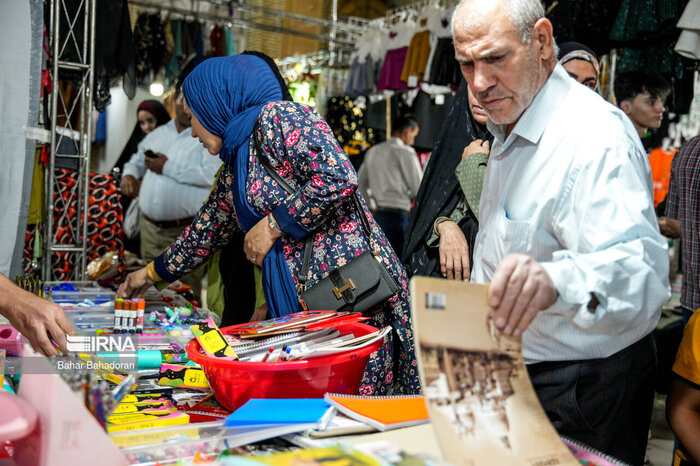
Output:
[122, 120, 222, 221]
[471, 64, 670, 363]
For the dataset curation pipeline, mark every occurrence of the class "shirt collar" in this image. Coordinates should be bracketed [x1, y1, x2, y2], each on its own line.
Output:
[487, 63, 572, 148]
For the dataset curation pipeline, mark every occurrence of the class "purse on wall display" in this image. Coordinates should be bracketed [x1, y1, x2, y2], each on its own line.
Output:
[253, 127, 399, 314]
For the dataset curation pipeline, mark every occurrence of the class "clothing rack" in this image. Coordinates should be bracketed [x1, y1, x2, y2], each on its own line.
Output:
[128, 0, 368, 52]
[376, 0, 459, 30]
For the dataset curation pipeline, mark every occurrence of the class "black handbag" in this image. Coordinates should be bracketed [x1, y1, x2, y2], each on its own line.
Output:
[253, 128, 400, 313]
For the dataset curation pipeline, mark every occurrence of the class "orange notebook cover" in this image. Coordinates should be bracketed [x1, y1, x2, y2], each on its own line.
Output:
[323, 393, 429, 431]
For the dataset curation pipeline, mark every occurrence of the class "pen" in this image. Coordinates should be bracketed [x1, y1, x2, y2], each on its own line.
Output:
[261, 346, 275, 362]
[280, 347, 292, 361]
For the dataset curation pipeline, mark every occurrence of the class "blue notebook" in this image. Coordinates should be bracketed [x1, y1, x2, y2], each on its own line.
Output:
[224, 398, 333, 428]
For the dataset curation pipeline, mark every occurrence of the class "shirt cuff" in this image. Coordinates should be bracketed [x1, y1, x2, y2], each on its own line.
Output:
[122, 165, 140, 179]
[540, 259, 594, 315]
[161, 160, 175, 178]
[272, 203, 310, 242]
[153, 254, 178, 283]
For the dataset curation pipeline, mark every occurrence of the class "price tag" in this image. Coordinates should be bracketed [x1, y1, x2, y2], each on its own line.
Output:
[407, 75, 418, 87]
[435, 94, 445, 105]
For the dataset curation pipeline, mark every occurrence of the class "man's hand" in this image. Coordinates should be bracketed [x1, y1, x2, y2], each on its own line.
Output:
[117, 267, 154, 299]
[2, 286, 74, 356]
[659, 216, 681, 239]
[244, 215, 282, 267]
[437, 220, 470, 280]
[120, 174, 140, 198]
[462, 139, 490, 160]
[489, 253, 558, 336]
[145, 152, 168, 174]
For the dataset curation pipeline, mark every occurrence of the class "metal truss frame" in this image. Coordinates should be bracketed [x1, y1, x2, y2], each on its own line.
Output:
[43, 0, 96, 281]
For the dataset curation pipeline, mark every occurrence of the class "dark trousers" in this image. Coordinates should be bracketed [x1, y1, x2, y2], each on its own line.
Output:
[527, 333, 657, 466]
[682, 306, 694, 325]
[373, 208, 409, 258]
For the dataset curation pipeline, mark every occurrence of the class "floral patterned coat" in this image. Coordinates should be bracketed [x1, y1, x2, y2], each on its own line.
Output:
[154, 101, 420, 395]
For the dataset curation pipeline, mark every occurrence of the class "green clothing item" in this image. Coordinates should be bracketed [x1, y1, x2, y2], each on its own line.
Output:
[164, 19, 182, 87]
[427, 152, 488, 247]
[456, 151, 488, 221]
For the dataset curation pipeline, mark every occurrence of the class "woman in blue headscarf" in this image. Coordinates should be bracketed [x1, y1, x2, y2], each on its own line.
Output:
[118, 53, 419, 395]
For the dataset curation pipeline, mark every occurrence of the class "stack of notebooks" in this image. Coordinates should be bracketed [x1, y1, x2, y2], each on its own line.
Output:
[323, 393, 430, 432]
[219, 394, 430, 442]
[202, 311, 392, 362]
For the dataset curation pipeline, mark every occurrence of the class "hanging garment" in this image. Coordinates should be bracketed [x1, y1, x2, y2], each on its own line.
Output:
[428, 38, 462, 86]
[675, 0, 700, 60]
[133, 13, 167, 83]
[23, 170, 125, 279]
[225, 28, 237, 56]
[400, 30, 432, 83]
[345, 56, 379, 97]
[58, 0, 135, 110]
[609, 0, 690, 76]
[411, 86, 455, 152]
[210, 25, 224, 56]
[543, 0, 623, 57]
[164, 19, 183, 86]
[325, 96, 375, 147]
[377, 47, 411, 90]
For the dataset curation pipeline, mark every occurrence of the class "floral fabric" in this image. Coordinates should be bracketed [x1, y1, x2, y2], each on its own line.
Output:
[155, 101, 420, 395]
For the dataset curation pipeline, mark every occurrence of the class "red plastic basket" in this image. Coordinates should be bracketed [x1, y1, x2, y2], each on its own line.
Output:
[185, 322, 383, 411]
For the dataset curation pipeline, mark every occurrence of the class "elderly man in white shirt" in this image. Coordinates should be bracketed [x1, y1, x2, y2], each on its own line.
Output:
[452, 0, 670, 463]
[121, 87, 221, 302]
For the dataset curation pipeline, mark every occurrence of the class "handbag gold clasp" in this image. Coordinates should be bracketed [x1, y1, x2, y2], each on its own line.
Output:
[333, 278, 356, 299]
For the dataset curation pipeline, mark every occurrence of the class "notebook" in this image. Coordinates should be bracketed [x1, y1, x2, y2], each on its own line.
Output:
[409, 277, 579, 466]
[228, 311, 339, 336]
[323, 393, 430, 431]
[224, 398, 334, 428]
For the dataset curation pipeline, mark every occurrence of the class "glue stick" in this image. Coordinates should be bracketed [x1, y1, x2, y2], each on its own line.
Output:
[114, 299, 123, 333]
[136, 298, 145, 334]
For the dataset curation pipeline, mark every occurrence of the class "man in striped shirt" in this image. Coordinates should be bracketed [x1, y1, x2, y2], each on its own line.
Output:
[453, 0, 670, 462]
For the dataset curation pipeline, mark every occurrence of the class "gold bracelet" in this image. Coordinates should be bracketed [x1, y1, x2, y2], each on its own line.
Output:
[433, 216, 451, 237]
[146, 261, 161, 282]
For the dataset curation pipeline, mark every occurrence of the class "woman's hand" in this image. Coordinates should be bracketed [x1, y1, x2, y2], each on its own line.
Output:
[117, 267, 154, 298]
[437, 220, 471, 281]
[244, 215, 283, 267]
[462, 139, 490, 160]
[249, 303, 268, 322]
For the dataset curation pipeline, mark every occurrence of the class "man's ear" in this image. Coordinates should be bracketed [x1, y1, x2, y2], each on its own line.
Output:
[532, 18, 554, 61]
[619, 100, 632, 115]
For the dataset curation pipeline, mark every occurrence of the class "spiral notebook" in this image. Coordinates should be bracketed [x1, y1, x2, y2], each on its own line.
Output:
[323, 393, 429, 431]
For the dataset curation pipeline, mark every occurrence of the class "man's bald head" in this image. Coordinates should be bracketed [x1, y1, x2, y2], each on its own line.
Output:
[452, 0, 546, 45]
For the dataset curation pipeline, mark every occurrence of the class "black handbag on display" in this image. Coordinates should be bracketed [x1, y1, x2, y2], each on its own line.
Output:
[253, 128, 400, 313]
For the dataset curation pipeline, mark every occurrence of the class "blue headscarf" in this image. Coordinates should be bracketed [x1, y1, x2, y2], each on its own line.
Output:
[182, 55, 301, 318]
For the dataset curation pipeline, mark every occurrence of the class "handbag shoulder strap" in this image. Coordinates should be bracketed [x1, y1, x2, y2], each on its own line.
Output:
[251, 122, 376, 290]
